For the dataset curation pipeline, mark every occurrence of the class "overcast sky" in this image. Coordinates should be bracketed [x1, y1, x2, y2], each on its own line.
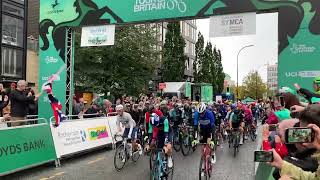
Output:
[196, 13, 278, 84]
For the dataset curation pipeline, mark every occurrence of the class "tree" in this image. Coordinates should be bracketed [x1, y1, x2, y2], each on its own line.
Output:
[162, 22, 187, 82]
[74, 25, 159, 99]
[215, 49, 225, 93]
[194, 32, 204, 83]
[199, 42, 213, 84]
[232, 85, 245, 100]
[242, 71, 267, 99]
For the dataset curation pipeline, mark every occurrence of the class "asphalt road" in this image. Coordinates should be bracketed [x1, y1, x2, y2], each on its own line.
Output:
[3, 135, 258, 180]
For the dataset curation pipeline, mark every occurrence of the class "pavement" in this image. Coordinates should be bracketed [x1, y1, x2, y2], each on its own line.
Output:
[3, 134, 258, 180]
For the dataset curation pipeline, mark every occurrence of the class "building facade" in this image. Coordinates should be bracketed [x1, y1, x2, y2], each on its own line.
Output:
[267, 64, 278, 92]
[0, 0, 28, 83]
[155, 20, 197, 82]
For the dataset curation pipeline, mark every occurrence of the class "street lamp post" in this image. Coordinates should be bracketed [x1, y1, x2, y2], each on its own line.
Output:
[236, 45, 254, 100]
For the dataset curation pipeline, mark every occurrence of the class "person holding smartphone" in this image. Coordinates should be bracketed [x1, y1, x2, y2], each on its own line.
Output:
[269, 105, 320, 179]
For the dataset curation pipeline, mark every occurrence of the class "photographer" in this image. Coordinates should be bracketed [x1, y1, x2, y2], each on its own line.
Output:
[269, 104, 320, 179]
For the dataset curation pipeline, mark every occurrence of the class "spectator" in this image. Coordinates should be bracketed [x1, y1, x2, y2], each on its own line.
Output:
[269, 104, 320, 179]
[130, 104, 141, 125]
[74, 98, 85, 115]
[10, 80, 38, 126]
[84, 103, 101, 118]
[103, 99, 114, 114]
[0, 83, 8, 117]
[27, 88, 38, 116]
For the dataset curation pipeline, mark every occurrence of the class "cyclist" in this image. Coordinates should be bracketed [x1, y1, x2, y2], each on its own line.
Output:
[116, 105, 143, 156]
[229, 104, 244, 145]
[147, 105, 173, 168]
[243, 104, 254, 140]
[194, 103, 216, 164]
[169, 103, 183, 144]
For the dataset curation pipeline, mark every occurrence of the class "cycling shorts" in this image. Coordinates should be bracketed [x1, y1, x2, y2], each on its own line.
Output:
[123, 127, 138, 139]
[157, 131, 171, 149]
[199, 127, 213, 143]
[232, 122, 241, 129]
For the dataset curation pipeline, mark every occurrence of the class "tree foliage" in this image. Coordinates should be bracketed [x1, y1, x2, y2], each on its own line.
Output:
[74, 25, 159, 98]
[196, 39, 225, 94]
[242, 71, 267, 99]
[215, 49, 225, 93]
[194, 32, 204, 83]
[162, 22, 187, 82]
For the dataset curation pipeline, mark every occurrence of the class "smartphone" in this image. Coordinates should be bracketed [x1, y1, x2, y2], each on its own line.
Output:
[285, 128, 315, 144]
[279, 96, 285, 107]
[269, 124, 278, 131]
[254, 150, 273, 162]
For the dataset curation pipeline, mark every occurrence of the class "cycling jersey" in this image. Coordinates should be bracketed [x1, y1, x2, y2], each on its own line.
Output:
[230, 110, 243, 129]
[194, 110, 215, 142]
[194, 110, 215, 129]
[116, 112, 137, 138]
[148, 110, 170, 148]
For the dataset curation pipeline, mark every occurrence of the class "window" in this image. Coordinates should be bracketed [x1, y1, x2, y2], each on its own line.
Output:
[11, 0, 24, 5]
[185, 59, 190, 70]
[2, 15, 24, 47]
[1, 47, 23, 77]
[3, 2, 24, 17]
[185, 41, 189, 54]
[185, 24, 189, 37]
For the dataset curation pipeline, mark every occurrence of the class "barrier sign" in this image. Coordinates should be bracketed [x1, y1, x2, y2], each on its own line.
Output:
[51, 118, 113, 158]
[0, 124, 56, 176]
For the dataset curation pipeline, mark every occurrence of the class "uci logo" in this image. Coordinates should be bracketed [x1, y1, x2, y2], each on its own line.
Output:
[285, 72, 298, 77]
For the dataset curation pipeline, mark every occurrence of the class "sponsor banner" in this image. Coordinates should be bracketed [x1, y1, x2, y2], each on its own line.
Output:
[81, 25, 115, 47]
[201, 85, 213, 103]
[278, 28, 320, 90]
[0, 124, 56, 175]
[210, 12, 256, 37]
[51, 118, 113, 158]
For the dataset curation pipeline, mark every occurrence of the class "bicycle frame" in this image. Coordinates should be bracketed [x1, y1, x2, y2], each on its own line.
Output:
[152, 149, 166, 180]
[200, 144, 212, 177]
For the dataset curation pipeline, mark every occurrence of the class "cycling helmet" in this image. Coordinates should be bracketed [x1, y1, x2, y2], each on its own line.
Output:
[199, 103, 207, 113]
[150, 112, 160, 127]
[314, 76, 320, 84]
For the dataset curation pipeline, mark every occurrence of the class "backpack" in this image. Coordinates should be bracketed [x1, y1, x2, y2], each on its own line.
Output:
[231, 112, 239, 123]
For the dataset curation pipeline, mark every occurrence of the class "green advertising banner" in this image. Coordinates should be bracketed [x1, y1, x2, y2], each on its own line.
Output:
[201, 85, 213, 103]
[39, 0, 320, 118]
[185, 82, 191, 98]
[0, 125, 56, 175]
[278, 3, 320, 92]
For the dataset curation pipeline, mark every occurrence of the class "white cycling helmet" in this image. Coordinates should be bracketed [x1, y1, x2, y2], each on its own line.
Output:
[199, 102, 207, 113]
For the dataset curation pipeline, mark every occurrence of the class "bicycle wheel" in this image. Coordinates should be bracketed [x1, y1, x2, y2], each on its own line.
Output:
[151, 159, 161, 180]
[199, 156, 208, 180]
[250, 129, 256, 141]
[181, 134, 190, 156]
[165, 157, 174, 180]
[206, 155, 213, 178]
[173, 131, 181, 152]
[191, 135, 197, 152]
[233, 134, 238, 157]
[114, 144, 127, 171]
[132, 148, 141, 162]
